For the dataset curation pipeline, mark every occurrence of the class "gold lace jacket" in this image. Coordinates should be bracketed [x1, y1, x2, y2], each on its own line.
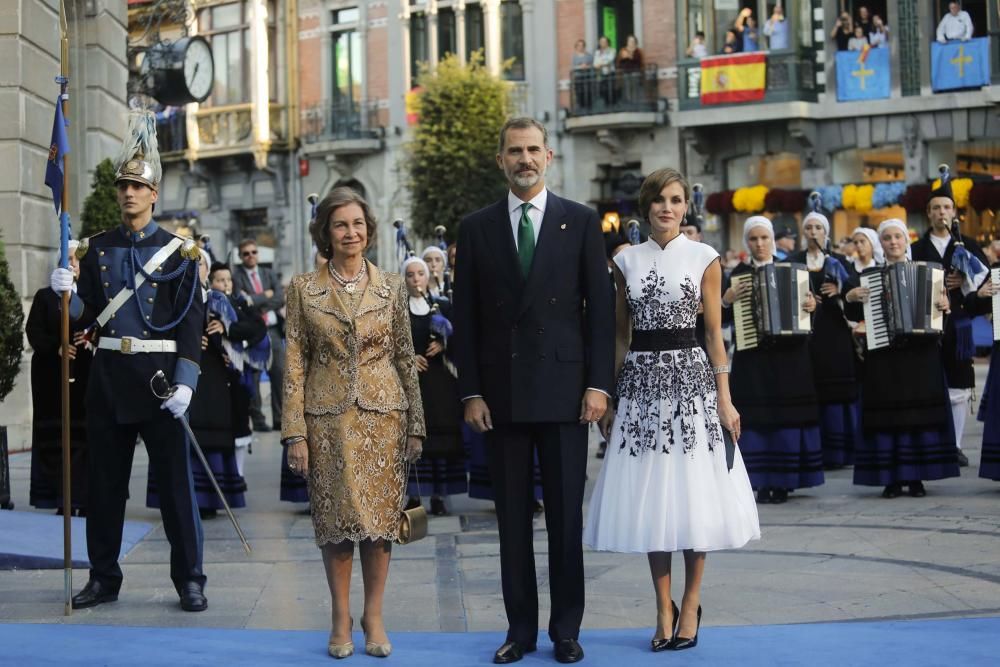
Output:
[281, 261, 426, 440]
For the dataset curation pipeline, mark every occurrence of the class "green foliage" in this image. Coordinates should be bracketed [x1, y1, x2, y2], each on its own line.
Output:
[0, 234, 25, 402]
[408, 52, 510, 242]
[80, 158, 121, 238]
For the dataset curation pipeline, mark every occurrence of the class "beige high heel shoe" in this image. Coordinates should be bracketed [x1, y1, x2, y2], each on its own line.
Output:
[361, 617, 392, 658]
[328, 617, 354, 659]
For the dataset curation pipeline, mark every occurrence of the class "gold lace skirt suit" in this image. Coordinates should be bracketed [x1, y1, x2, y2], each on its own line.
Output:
[282, 262, 425, 545]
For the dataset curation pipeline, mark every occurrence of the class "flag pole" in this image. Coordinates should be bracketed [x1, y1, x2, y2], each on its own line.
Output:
[58, 0, 73, 617]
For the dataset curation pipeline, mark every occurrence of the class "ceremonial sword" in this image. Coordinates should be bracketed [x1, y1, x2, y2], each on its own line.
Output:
[150, 370, 252, 554]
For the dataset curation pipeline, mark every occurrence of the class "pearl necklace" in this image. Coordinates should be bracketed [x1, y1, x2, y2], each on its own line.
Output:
[329, 259, 367, 293]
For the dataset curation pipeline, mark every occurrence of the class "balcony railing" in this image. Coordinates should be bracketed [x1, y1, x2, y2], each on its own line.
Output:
[194, 102, 289, 156]
[677, 52, 817, 111]
[300, 99, 381, 144]
[155, 108, 188, 157]
[568, 64, 659, 116]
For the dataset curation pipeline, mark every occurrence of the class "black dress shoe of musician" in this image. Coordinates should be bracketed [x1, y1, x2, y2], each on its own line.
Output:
[71, 579, 119, 609]
[756, 488, 772, 504]
[771, 489, 789, 504]
[670, 605, 702, 651]
[554, 639, 584, 664]
[493, 640, 536, 664]
[881, 483, 903, 499]
[430, 496, 448, 516]
[956, 450, 969, 467]
[908, 481, 927, 498]
[179, 581, 208, 612]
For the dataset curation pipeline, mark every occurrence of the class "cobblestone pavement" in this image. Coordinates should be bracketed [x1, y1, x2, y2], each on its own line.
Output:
[2, 368, 999, 633]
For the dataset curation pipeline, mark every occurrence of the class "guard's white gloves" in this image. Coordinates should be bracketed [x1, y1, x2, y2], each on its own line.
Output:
[161, 385, 194, 418]
[50, 267, 74, 293]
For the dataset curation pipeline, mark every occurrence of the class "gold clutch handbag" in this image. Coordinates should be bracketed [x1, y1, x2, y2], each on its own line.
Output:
[397, 463, 428, 544]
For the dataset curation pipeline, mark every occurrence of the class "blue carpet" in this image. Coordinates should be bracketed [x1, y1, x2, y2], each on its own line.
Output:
[0, 511, 152, 570]
[0, 618, 997, 665]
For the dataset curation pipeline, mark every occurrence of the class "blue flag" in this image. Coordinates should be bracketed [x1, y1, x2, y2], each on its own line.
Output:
[836, 47, 890, 102]
[44, 95, 71, 214]
[931, 38, 990, 92]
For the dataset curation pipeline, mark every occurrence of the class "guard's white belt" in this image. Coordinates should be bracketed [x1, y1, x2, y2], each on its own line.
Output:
[97, 337, 177, 354]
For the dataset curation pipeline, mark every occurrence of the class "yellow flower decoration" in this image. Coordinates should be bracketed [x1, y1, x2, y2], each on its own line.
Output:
[854, 184, 875, 212]
[733, 185, 769, 213]
[932, 177, 973, 208]
[842, 184, 858, 210]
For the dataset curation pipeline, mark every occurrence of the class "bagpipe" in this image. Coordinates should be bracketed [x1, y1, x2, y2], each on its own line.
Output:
[433, 224, 453, 300]
[808, 190, 850, 290]
[206, 289, 272, 396]
[396, 219, 453, 342]
[938, 164, 988, 296]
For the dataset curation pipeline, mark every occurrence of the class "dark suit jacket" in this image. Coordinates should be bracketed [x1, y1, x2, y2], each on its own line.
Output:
[233, 264, 285, 319]
[453, 191, 615, 424]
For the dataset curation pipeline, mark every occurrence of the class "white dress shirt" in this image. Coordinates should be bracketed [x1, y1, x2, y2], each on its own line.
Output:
[937, 11, 973, 42]
[508, 188, 548, 249]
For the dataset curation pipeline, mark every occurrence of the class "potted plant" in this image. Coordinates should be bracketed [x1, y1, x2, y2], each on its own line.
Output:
[0, 234, 25, 509]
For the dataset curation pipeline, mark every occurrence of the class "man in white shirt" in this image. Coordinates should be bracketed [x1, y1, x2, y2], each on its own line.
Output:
[936, 1, 974, 43]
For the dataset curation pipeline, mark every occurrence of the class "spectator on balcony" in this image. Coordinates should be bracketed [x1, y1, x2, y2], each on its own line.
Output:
[763, 4, 789, 50]
[735, 7, 760, 52]
[936, 1, 973, 43]
[594, 35, 616, 106]
[721, 29, 742, 54]
[848, 25, 869, 52]
[831, 12, 854, 51]
[686, 31, 709, 58]
[856, 5, 873, 38]
[571, 39, 593, 109]
[869, 15, 889, 48]
[616, 34, 643, 72]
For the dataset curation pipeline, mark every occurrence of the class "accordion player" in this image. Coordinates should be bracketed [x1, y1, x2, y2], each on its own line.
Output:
[732, 263, 813, 351]
[860, 261, 946, 351]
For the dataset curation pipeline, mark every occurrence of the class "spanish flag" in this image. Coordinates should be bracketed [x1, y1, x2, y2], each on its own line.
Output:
[700, 52, 767, 105]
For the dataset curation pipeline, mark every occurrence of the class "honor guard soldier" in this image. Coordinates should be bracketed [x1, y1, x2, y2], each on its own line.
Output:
[49, 111, 208, 612]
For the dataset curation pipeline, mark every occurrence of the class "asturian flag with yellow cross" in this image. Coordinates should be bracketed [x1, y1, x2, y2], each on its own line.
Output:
[836, 45, 890, 102]
[932, 37, 990, 92]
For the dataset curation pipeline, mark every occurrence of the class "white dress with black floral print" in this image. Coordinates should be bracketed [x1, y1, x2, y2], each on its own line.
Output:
[584, 235, 760, 553]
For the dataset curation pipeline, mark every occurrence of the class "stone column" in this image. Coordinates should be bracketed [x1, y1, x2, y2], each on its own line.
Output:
[632, 0, 643, 46]
[455, 0, 467, 65]
[584, 0, 597, 52]
[520, 0, 535, 112]
[388, 0, 409, 127]
[483, 0, 501, 76]
[427, 0, 439, 69]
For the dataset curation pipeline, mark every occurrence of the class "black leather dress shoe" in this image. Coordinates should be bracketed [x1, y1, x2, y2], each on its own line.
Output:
[71, 579, 119, 609]
[493, 640, 536, 664]
[554, 639, 584, 664]
[956, 450, 969, 467]
[179, 581, 208, 612]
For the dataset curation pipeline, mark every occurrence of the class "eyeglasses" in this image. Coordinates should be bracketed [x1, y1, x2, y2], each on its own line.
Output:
[241, 249, 258, 257]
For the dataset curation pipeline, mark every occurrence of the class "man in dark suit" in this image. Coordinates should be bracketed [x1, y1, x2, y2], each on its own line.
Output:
[911, 183, 989, 467]
[453, 117, 614, 664]
[232, 239, 285, 431]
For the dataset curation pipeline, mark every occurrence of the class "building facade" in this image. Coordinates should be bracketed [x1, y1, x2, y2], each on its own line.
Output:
[1, 0, 128, 443]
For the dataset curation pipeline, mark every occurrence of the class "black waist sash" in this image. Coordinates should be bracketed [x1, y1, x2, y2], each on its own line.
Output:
[630, 328, 697, 352]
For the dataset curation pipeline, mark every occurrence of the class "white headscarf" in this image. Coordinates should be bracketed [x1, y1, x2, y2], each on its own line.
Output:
[742, 215, 774, 258]
[851, 227, 884, 267]
[802, 211, 830, 240]
[421, 246, 447, 266]
[401, 256, 431, 313]
[401, 255, 430, 278]
[877, 219, 912, 261]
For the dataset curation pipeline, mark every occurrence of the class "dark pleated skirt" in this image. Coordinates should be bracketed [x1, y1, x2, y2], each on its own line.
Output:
[407, 456, 469, 497]
[147, 450, 247, 510]
[853, 426, 960, 486]
[464, 424, 542, 501]
[819, 400, 862, 468]
[739, 426, 825, 491]
[280, 445, 310, 503]
[977, 350, 1000, 480]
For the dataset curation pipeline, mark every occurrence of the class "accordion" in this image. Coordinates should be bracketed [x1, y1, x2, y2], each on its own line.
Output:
[732, 263, 812, 351]
[860, 261, 945, 351]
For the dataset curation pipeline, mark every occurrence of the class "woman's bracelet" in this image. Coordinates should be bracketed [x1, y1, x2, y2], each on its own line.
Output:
[712, 365, 730, 375]
[281, 436, 305, 447]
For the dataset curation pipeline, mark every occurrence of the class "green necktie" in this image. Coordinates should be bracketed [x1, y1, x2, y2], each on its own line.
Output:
[517, 202, 535, 276]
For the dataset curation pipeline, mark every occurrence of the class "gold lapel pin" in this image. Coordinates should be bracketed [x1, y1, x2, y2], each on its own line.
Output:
[560, 223, 567, 230]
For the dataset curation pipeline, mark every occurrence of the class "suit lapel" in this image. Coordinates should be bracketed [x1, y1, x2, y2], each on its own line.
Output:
[518, 193, 566, 319]
[305, 267, 352, 324]
[356, 261, 392, 318]
[485, 199, 525, 293]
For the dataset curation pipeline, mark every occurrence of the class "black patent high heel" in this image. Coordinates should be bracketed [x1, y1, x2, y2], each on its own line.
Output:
[670, 605, 702, 651]
[651, 599, 679, 652]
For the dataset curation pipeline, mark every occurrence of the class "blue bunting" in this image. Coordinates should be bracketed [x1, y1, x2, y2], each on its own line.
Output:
[872, 182, 906, 209]
[818, 185, 843, 212]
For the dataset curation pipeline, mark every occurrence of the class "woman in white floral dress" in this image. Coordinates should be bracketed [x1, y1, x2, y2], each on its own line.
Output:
[585, 168, 759, 652]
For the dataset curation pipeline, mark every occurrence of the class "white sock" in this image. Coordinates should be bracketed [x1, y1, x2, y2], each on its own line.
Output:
[949, 388, 972, 449]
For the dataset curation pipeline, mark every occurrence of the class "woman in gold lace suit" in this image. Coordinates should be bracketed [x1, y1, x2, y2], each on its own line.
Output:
[282, 187, 425, 659]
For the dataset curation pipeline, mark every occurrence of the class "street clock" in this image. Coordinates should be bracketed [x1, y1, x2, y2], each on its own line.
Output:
[142, 36, 215, 106]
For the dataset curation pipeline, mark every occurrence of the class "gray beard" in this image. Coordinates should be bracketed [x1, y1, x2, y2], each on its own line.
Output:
[511, 170, 542, 189]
